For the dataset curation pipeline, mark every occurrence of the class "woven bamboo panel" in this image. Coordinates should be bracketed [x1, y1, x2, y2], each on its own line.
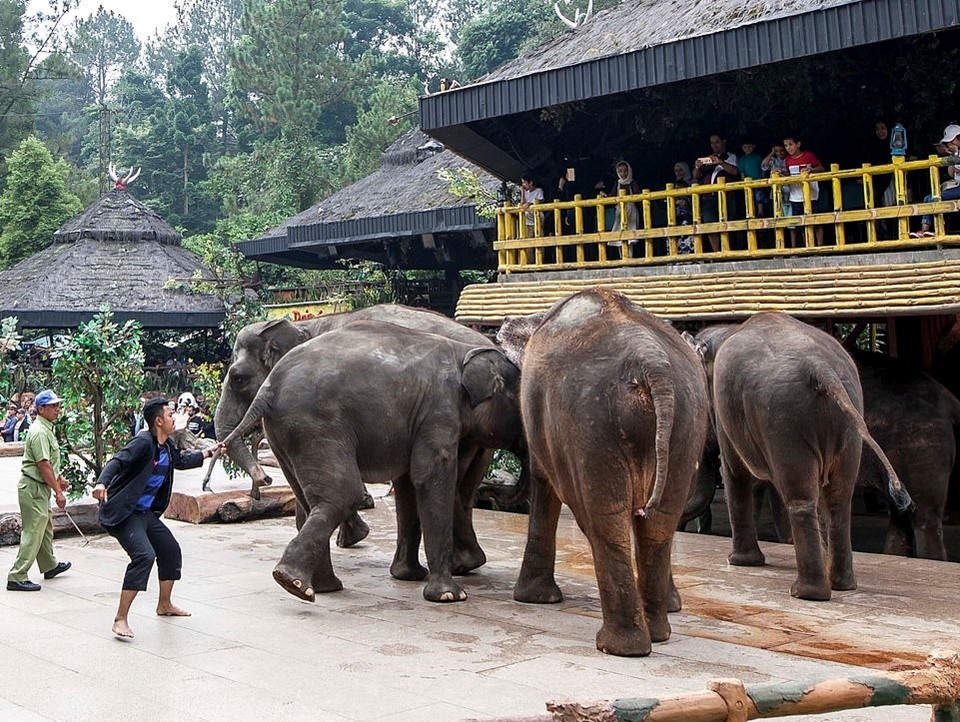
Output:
[455, 259, 960, 324]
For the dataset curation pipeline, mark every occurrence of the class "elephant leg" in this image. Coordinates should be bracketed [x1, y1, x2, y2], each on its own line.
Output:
[587, 513, 650, 657]
[513, 470, 563, 604]
[390, 474, 426, 581]
[777, 467, 830, 601]
[718, 431, 765, 566]
[883, 512, 913, 556]
[295, 502, 306, 531]
[823, 483, 856, 591]
[635, 524, 675, 644]
[765, 484, 792, 543]
[912, 507, 948, 561]
[666, 569, 682, 613]
[411, 441, 464, 602]
[452, 445, 491, 575]
[273, 460, 364, 601]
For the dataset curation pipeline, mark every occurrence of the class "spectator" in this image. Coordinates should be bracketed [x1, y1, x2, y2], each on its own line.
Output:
[3, 403, 19, 442]
[693, 134, 739, 252]
[671, 162, 694, 253]
[762, 143, 791, 217]
[519, 172, 544, 236]
[783, 134, 825, 247]
[6, 390, 70, 592]
[739, 140, 766, 216]
[13, 408, 30, 441]
[911, 123, 960, 238]
[609, 161, 641, 257]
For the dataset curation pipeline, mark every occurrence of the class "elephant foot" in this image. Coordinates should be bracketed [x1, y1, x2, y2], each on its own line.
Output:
[249, 472, 274, 501]
[830, 571, 857, 591]
[452, 543, 487, 575]
[596, 622, 651, 657]
[514, 574, 563, 604]
[791, 577, 831, 601]
[390, 557, 428, 581]
[647, 613, 671, 643]
[423, 575, 467, 603]
[666, 585, 682, 613]
[336, 513, 370, 548]
[358, 491, 375, 510]
[728, 548, 766, 567]
[273, 566, 320, 602]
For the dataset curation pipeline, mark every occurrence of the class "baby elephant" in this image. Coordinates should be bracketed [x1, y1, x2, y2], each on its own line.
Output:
[700, 314, 912, 601]
[499, 289, 709, 657]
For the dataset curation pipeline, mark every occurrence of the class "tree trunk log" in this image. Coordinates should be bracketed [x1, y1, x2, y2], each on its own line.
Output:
[218, 490, 297, 523]
[0, 502, 105, 546]
[165, 485, 296, 524]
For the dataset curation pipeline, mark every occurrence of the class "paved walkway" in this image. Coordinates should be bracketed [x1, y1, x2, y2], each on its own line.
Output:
[2, 479, 955, 722]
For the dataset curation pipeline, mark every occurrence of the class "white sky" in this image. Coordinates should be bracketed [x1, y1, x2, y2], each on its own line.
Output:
[27, 0, 179, 42]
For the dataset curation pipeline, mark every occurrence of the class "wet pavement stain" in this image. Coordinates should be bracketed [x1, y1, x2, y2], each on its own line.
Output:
[377, 643, 426, 656]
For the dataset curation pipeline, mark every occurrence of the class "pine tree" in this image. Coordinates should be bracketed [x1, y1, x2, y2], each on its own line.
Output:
[0, 136, 82, 268]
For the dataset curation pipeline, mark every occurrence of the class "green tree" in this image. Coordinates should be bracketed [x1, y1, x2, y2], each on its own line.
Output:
[343, 79, 417, 180]
[50, 307, 145, 496]
[0, 135, 82, 267]
[67, 6, 140, 105]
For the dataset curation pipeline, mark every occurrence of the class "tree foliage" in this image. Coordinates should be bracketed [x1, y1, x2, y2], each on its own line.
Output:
[67, 5, 140, 105]
[0, 135, 81, 267]
[50, 307, 145, 496]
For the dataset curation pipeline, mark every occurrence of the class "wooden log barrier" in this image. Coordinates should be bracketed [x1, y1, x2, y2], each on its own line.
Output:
[165, 485, 297, 524]
[471, 650, 960, 722]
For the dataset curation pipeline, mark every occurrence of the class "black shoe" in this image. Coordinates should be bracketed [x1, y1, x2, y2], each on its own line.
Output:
[43, 561, 71, 579]
[7, 580, 41, 591]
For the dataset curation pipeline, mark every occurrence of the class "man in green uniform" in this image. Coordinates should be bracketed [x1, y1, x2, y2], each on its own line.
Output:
[6, 389, 71, 591]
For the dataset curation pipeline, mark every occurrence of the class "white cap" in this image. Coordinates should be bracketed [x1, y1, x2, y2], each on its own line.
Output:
[941, 124, 960, 143]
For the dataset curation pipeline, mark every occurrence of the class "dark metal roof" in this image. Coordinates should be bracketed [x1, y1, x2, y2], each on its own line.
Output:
[420, 0, 960, 132]
[7, 310, 225, 329]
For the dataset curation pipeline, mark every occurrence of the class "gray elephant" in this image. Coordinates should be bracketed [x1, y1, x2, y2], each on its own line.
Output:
[498, 289, 709, 657]
[701, 315, 911, 601]
[216, 304, 497, 551]
[681, 350, 956, 561]
[221, 320, 522, 603]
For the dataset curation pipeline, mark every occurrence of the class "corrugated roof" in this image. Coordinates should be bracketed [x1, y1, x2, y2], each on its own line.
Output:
[455, 250, 960, 324]
[421, 0, 960, 130]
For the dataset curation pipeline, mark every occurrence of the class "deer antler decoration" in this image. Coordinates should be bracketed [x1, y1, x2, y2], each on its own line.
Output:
[554, 0, 593, 29]
[111, 164, 142, 191]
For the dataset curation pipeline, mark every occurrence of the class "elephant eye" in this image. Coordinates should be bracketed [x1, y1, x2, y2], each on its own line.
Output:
[231, 372, 248, 387]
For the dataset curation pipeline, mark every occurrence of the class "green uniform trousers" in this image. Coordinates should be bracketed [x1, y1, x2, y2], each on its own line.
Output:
[7, 477, 57, 583]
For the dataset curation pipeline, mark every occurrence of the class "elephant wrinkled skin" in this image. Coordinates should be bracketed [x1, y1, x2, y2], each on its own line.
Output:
[499, 289, 709, 657]
[222, 321, 522, 603]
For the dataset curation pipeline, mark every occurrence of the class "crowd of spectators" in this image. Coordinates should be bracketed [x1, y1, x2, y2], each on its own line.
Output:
[2, 392, 37, 443]
[519, 120, 960, 254]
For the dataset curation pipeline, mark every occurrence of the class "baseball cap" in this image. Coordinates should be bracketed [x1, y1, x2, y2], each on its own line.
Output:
[35, 389, 63, 407]
[940, 124, 960, 143]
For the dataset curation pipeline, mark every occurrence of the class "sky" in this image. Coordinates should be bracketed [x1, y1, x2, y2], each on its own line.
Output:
[27, 0, 179, 41]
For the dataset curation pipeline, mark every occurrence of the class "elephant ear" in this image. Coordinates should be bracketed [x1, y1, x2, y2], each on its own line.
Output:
[258, 319, 307, 368]
[461, 347, 516, 407]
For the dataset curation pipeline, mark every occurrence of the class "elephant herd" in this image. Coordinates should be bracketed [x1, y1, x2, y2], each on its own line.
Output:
[216, 290, 956, 657]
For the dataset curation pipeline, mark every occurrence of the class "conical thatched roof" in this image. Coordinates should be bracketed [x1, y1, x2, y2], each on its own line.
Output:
[53, 189, 182, 245]
[0, 190, 225, 329]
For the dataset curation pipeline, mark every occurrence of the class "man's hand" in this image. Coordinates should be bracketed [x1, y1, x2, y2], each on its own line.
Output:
[203, 444, 226, 460]
[92, 483, 107, 502]
[54, 490, 66, 509]
[57, 475, 68, 492]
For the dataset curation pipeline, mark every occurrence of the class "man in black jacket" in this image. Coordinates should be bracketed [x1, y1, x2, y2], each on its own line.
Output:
[93, 397, 224, 638]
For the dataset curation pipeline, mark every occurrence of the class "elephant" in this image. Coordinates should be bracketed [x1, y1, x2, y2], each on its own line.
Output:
[216, 304, 498, 550]
[221, 320, 523, 603]
[497, 289, 709, 657]
[699, 314, 912, 601]
[681, 351, 957, 561]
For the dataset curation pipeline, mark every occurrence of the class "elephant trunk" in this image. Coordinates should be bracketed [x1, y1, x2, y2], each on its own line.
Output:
[220, 382, 275, 453]
[823, 378, 913, 513]
[215, 397, 266, 481]
[637, 365, 676, 519]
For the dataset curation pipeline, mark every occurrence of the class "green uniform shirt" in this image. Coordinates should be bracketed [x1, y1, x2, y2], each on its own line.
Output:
[21, 415, 60, 485]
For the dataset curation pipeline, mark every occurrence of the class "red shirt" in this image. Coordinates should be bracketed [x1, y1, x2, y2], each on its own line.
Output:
[785, 151, 821, 173]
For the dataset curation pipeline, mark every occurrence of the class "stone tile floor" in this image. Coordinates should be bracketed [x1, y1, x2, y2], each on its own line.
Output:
[1, 482, 956, 721]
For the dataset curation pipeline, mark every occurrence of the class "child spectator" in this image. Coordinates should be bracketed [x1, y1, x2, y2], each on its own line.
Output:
[739, 140, 766, 216]
[762, 143, 790, 216]
[519, 172, 545, 235]
[783, 134, 825, 247]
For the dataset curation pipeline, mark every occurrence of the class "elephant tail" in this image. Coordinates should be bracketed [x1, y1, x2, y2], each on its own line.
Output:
[823, 379, 913, 513]
[636, 366, 676, 520]
[219, 380, 275, 450]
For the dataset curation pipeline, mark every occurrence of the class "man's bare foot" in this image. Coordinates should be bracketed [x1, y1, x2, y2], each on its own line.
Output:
[156, 604, 191, 617]
[112, 619, 134, 638]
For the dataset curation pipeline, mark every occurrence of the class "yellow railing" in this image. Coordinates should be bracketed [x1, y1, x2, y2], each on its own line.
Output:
[496, 156, 960, 273]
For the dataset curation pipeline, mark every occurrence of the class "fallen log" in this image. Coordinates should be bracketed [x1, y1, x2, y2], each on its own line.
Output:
[0, 512, 21, 545]
[218, 490, 297, 523]
[472, 650, 960, 722]
[0, 502, 105, 546]
[165, 485, 296, 524]
[0, 442, 25, 457]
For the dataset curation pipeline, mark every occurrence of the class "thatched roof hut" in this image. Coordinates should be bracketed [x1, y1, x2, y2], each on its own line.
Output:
[0, 189, 225, 329]
[239, 128, 500, 271]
